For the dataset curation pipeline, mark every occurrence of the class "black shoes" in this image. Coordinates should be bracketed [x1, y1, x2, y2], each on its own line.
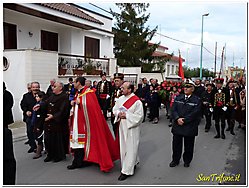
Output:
[226, 128, 230, 131]
[169, 161, 179, 167]
[53, 158, 63, 163]
[221, 134, 226, 139]
[67, 162, 92, 170]
[44, 157, 52, 162]
[169, 161, 189, 167]
[168, 123, 172, 127]
[28, 147, 36, 153]
[24, 141, 29, 145]
[230, 131, 235, 135]
[214, 135, 220, 139]
[118, 173, 131, 181]
[67, 164, 78, 170]
[184, 163, 190, 167]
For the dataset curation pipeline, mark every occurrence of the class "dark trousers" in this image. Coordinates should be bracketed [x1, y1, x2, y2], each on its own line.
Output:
[142, 101, 147, 121]
[111, 113, 119, 137]
[204, 108, 212, 130]
[98, 98, 109, 120]
[214, 108, 226, 136]
[72, 148, 85, 167]
[165, 101, 170, 116]
[26, 117, 37, 149]
[172, 134, 195, 164]
[226, 108, 236, 132]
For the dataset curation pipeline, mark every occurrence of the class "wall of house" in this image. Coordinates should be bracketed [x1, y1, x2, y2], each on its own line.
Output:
[4, 50, 29, 121]
[59, 28, 72, 54]
[29, 50, 58, 90]
[71, 29, 85, 55]
[140, 73, 164, 84]
[4, 8, 114, 59]
[3, 50, 58, 121]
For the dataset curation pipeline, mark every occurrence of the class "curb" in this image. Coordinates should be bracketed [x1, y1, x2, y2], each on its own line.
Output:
[13, 135, 27, 143]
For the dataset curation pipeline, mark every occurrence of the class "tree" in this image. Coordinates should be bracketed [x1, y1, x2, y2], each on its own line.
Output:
[182, 66, 214, 78]
[111, 3, 158, 67]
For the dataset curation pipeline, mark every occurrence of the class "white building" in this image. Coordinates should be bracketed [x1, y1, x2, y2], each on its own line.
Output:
[3, 3, 117, 121]
[148, 42, 184, 82]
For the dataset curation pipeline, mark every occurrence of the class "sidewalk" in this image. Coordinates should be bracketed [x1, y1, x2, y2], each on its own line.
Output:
[8, 119, 115, 142]
[9, 121, 27, 142]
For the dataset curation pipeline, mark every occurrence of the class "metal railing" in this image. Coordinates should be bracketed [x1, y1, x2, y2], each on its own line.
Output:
[58, 53, 109, 76]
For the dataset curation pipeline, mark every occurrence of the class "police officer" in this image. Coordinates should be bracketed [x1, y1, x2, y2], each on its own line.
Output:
[169, 82, 201, 168]
[110, 73, 124, 135]
[96, 72, 112, 120]
[212, 78, 227, 139]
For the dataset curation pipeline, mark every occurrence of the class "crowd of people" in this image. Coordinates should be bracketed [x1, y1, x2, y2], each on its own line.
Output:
[3, 72, 246, 184]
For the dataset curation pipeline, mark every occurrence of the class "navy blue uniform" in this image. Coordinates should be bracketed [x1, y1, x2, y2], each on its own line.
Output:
[171, 94, 201, 165]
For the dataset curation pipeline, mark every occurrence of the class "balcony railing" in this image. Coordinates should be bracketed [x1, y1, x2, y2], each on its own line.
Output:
[58, 53, 110, 76]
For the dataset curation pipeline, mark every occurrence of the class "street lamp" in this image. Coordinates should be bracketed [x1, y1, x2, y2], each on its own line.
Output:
[200, 13, 209, 80]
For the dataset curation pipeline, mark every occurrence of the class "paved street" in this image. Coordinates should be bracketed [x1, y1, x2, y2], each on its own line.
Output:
[10, 109, 246, 185]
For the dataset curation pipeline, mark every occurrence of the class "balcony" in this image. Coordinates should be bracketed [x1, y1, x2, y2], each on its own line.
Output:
[58, 53, 110, 76]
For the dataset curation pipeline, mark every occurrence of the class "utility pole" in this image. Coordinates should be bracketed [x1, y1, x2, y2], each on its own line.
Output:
[200, 13, 209, 80]
[214, 42, 217, 78]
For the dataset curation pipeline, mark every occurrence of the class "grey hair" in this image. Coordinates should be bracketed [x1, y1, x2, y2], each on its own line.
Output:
[51, 78, 56, 82]
[31, 81, 40, 87]
[56, 81, 64, 88]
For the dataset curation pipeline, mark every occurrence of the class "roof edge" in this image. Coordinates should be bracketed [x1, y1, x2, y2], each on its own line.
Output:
[70, 3, 113, 21]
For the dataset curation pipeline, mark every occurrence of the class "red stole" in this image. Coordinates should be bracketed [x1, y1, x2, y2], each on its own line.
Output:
[114, 94, 140, 147]
[70, 86, 120, 172]
[70, 87, 89, 144]
[123, 95, 140, 110]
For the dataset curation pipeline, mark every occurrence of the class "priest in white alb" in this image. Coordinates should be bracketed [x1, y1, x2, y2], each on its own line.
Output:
[113, 81, 144, 181]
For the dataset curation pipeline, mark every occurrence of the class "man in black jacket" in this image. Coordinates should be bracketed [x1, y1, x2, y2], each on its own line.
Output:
[201, 83, 214, 132]
[20, 82, 40, 153]
[96, 72, 112, 120]
[135, 78, 150, 122]
[3, 82, 14, 128]
[4, 127, 16, 185]
[3, 82, 16, 184]
[169, 82, 201, 168]
[212, 78, 227, 139]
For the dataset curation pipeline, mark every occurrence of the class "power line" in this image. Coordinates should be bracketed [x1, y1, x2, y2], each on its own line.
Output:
[88, 3, 222, 60]
[89, 3, 112, 14]
[156, 32, 221, 59]
[155, 32, 200, 47]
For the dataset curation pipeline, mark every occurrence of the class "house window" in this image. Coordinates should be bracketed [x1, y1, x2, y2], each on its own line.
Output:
[41, 30, 58, 51]
[4, 22, 17, 49]
[171, 65, 174, 74]
[167, 65, 170, 76]
[85, 36, 99, 58]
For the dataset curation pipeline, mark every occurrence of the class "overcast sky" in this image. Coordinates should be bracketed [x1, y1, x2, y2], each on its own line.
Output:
[79, 1, 247, 71]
